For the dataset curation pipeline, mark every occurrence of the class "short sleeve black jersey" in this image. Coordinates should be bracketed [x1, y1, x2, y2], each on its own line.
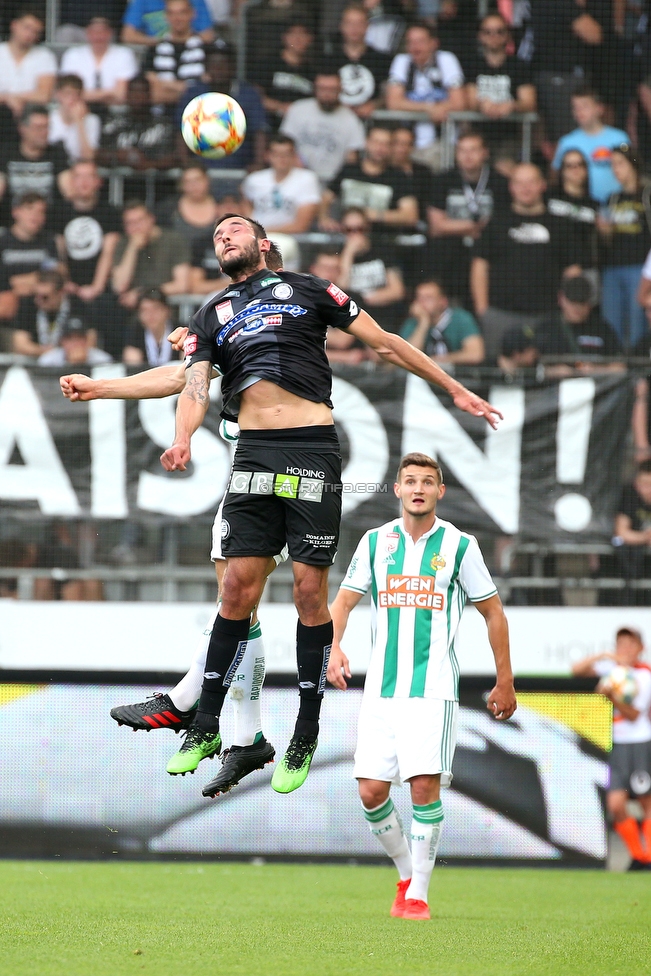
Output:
[185, 268, 360, 420]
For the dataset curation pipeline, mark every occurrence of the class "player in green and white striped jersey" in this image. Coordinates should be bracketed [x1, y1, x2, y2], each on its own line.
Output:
[328, 452, 516, 921]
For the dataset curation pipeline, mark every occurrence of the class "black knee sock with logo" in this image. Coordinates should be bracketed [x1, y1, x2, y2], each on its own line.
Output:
[196, 613, 251, 730]
[294, 619, 333, 738]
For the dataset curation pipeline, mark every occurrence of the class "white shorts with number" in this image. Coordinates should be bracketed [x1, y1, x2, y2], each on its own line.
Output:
[353, 696, 458, 787]
[211, 498, 289, 566]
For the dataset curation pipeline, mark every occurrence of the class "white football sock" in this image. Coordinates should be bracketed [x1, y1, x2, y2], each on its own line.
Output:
[170, 611, 265, 746]
[228, 625, 265, 746]
[407, 801, 443, 903]
[362, 798, 412, 880]
[170, 608, 217, 712]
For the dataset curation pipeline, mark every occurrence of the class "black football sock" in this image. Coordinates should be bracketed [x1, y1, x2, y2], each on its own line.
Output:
[294, 619, 333, 739]
[196, 614, 250, 730]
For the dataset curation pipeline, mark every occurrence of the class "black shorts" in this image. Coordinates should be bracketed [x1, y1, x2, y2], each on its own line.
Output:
[609, 740, 651, 795]
[221, 426, 342, 565]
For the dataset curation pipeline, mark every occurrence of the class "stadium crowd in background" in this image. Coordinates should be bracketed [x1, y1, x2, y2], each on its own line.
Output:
[1, 0, 651, 604]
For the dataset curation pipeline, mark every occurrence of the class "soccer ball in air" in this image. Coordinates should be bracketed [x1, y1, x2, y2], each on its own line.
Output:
[181, 92, 246, 159]
[600, 665, 638, 704]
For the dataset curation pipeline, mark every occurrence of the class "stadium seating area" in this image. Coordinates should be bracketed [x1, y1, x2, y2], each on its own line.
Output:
[1, 0, 651, 605]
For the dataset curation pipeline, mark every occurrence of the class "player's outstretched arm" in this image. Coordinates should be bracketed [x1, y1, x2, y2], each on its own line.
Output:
[160, 360, 212, 472]
[60, 364, 186, 401]
[473, 594, 517, 720]
[348, 309, 503, 429]
[327, 588, 363, 690]
[571, 651, 615, 677]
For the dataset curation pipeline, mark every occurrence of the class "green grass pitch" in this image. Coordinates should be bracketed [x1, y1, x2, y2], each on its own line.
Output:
[1, 862, 649, 976]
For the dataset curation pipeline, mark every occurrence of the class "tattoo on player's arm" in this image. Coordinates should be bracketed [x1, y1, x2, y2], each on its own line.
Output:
[184, 363, 210, 404]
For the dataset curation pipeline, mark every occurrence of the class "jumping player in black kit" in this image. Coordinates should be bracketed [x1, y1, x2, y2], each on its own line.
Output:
[161, 213, 502, 794]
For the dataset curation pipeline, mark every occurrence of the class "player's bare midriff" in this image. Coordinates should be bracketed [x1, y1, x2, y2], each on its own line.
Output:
[238, 379, 334, 429]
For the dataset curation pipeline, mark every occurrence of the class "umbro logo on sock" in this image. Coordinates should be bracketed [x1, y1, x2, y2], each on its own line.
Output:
[299, 681, 316, 689]
[204, 671, 222, 679]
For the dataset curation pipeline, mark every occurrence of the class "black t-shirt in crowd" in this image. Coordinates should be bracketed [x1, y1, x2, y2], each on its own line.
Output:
[429, 166, 510, 256]
[600, 191, 651, 268]
[346, 244, 404, 333]
[124, 321, 181, 366]
[465, 52, 533, 103]
[618, 484, 651, 531]
[100, 110, 176, 162]
[535, 308, 622, 356]
[330, 162, 412, 215]
[0, 227, 59, 279]
[323, 45, 391, 108]
[397, 161, 432, 222]
[0, 143, 69, 223]
[13, 294, 76, 346]
[474, 207, 575, 312]
[531, 0, 591, 73]
[251, 53, 314, 105]
[546, 189, 599, 269]
[463, 52, 533, 144]
[186, 268, 360, 419]
[190, 231, 221, 276]
[0, 106, 18, 149]
[53, 198, 122, 286]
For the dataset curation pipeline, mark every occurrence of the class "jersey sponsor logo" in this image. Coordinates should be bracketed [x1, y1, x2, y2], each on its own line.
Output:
[216, 300, 234, 324]
[227, 314, 282, 343]
[430, 553, 446, 572]
[259, 276, 282, 288]
[303, 533, 336, 548]
[183, 333, 198, 356]
[229, 469, 325, 502]
[216, 303, 307, 345]
[272, 282, 293, 299]
[286, 466, 325, 479]
[327, 282, 350, 305]
[274, 473, 299, 498]
[379, 575, 445, 609]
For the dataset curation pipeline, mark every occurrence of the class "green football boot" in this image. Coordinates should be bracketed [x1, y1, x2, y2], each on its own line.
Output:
[270, 734, 318, 794]
[166, 724, 222, 776]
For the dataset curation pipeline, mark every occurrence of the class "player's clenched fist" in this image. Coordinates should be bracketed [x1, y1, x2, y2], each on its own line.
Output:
[486, 683, 517, 720]
[160, 443, 191, 471]
[168, 325, 189, 351]
[60, 373, 97, 401]
[327, 646, 351, 690]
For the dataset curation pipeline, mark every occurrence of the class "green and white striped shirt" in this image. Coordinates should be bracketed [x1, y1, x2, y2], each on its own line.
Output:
[341, 517, 497, 700]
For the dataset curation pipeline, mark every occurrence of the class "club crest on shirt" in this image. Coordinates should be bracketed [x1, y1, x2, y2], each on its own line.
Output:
[216, 300, 234, 324]
[272, 282, 293, 300]
[430, 553, 446, 573]
[385, 531, 400, 554]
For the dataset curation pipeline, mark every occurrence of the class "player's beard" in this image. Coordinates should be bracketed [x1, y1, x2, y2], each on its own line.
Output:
[220, 238, 262, 279]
